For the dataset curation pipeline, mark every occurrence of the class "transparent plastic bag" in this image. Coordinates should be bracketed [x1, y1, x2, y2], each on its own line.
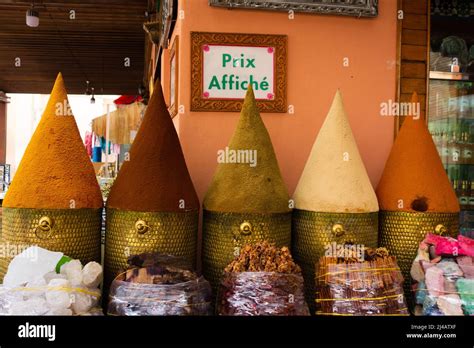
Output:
[411, 234, 474, 316]
[0, 284, 102, 316]
[108, 276, 212, 316]
[217, 272, 310, 316]
[107, 253, 212, 316]
[315, 254, 408, 316]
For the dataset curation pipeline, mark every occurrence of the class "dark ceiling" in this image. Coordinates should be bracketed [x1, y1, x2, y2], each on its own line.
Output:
[0, 0, 148, 94]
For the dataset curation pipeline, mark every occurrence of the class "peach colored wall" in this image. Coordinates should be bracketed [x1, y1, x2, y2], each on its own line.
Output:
[165, 0, 398, 202]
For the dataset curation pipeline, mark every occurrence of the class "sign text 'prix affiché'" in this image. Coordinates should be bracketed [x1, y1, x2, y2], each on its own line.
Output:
[202, 45, 275, 100]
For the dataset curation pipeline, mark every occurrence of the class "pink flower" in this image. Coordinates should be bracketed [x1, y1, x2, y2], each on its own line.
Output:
[267, 47, 274, 54]
[203, 45, 210, 52]
[203, 92, 210, 98]
[267, 93, 274, 100]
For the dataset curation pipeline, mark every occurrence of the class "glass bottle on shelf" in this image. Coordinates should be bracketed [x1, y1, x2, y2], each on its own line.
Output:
[459, 130, 466, 164]
[469, 181, 474, 210]
[460, 181, 469, 209]
[448, 96, 458, 118]
[459, 84, 470, 119]
[470, 89, 474, 119]
[462, 132, 472, 164]
[440, 132, 449, 162]
[449, 131, 461, 163]
[454, 179, 461, 203]
[433, 131, 439, 154]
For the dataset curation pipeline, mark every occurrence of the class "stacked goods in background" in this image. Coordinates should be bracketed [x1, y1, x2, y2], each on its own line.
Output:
[292, 90, 379, 311]
[0, 73, 103, 280]
[377, 93, 460, 299]
[315, 247, 408, 316]
[217, 241, 309, 316]
[104, 79, 199, 294]
[411, 233, 474, 315]
[108, 253, 212, 316]
[202, 87, 292, 294]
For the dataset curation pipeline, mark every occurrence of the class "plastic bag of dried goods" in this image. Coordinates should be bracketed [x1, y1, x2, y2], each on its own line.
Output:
[411, 233, 474, 316]
[0, 274, 102, 316]
[107, 253, 212, 316]
[216, 241, 310, 316]
[315, 246, 408, 316]
[217, 271, 309, 316]
[0, 246, 103, 316]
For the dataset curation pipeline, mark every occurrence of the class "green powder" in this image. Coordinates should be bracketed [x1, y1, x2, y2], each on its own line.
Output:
[203, 87, 290, 213]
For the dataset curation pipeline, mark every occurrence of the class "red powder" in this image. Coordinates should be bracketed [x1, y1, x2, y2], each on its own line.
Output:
[107, 80, 199, 212]
[376, 93, 459, 213]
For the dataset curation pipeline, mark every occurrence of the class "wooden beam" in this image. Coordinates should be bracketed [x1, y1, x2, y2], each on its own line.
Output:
[401, 44, 427, 61]
[402, 29, 427, 46]
[402, 14, 427, 30]
[0, 1, 147, 94]
[401, 62, 426, 78]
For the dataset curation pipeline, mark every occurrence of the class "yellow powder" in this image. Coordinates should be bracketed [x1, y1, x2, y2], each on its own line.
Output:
[3, 73, 103, 209]
[293, 90, 379, 213]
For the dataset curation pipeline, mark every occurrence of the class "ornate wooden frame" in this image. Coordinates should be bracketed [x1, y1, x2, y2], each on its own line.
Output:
[190, 31, 287, 113]
[169, 36, 179, 118]
[209, 0, 378, 18]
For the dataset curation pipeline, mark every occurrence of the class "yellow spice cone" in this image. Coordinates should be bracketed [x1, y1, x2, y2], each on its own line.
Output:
[293, 90, 378, 213]
[0, 73, 102, 281]
[4, 73, 102, 209]
[292, 90, 379, 314]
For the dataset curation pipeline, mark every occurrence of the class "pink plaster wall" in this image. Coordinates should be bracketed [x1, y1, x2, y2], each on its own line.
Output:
[164, 0, 398, 203]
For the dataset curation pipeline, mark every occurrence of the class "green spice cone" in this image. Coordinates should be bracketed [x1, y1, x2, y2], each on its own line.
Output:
[202, 86, 292, 295]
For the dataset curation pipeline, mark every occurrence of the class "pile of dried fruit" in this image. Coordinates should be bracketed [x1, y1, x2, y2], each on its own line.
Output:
[218, 241, 309, 316]
[315, 246, 408, 316]
[108, 253, 212, 316]
[125, 253, 197, 285]
[224, 241, 301, 274]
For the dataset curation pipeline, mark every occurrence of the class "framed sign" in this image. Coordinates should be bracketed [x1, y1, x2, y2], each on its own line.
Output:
[191, 32, 287, 113]
[209, 0, 378, 18]
[169, 36, 179, 118]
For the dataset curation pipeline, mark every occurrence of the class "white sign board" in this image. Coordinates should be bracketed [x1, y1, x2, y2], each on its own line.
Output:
[202, 44, 275, 100]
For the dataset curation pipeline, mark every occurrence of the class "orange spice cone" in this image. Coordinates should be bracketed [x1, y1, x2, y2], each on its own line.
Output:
[292, 90, 379, 313]
[0, 73, 103, 280]
[202, 86, 292, 293]
[104, 79, 199, 292]
[377, 92, 460, 300]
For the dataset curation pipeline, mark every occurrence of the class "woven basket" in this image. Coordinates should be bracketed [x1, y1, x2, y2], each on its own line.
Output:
[202, 210, 292, 295]
[0, 207, 102, 281]
[292, 209, 379, 313]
